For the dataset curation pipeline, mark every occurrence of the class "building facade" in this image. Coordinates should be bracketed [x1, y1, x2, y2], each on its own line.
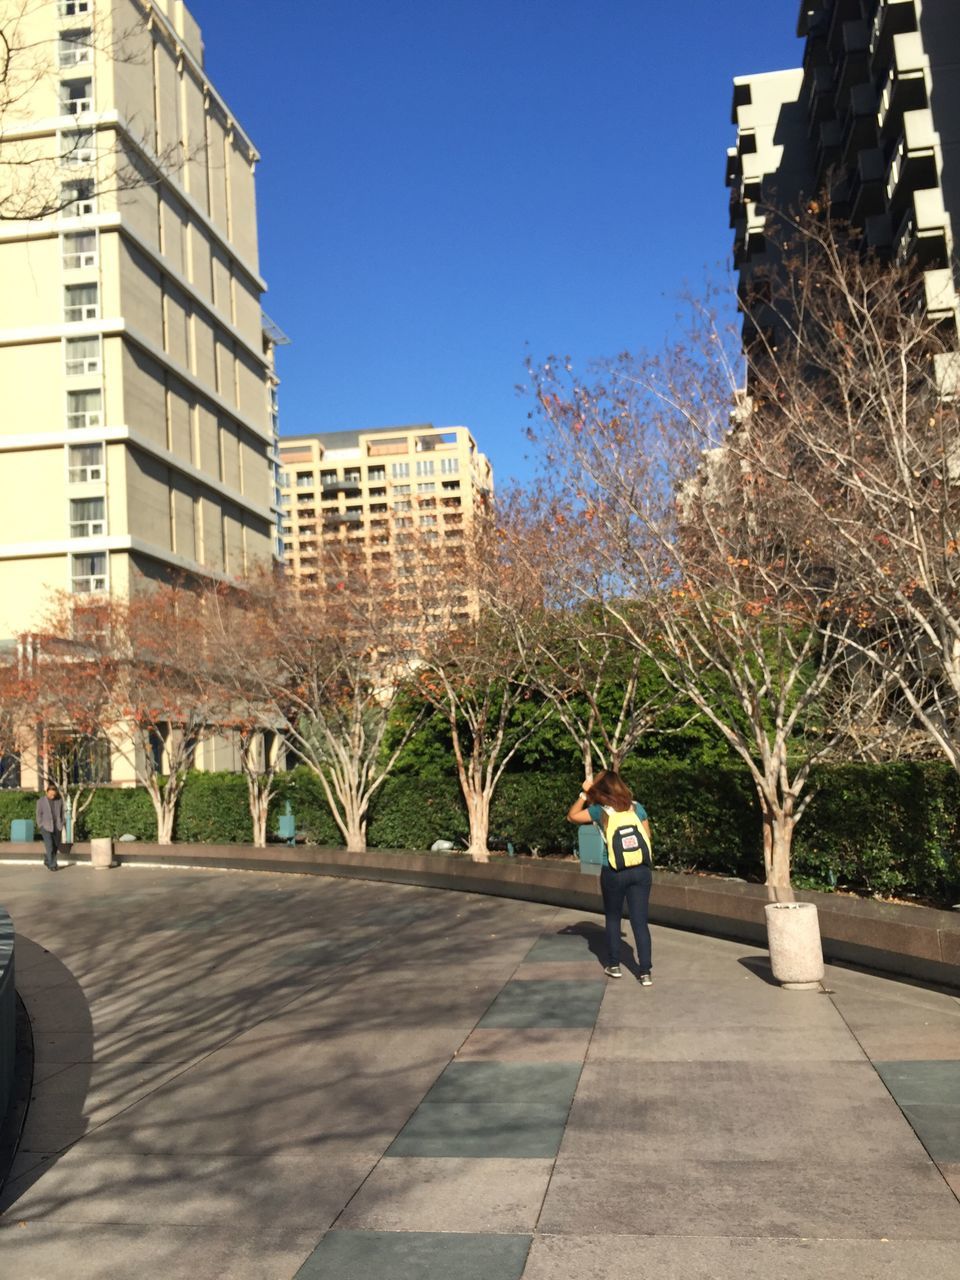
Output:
[278, 425, 493, 621]
[0, 0, 283, 643]
[727, 0, 960, 335]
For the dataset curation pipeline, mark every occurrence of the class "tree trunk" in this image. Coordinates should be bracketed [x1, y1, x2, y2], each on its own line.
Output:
[344, 811, 367, 853]
[762, 807, 796, 903]
[156, 798, 175, 845]
[249, 785, 269, 848]
[465, 789, 490, 862]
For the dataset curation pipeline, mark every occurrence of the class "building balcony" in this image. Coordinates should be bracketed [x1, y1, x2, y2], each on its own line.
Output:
[321, 479, 362, 496]
[876, 32, 927, 135]
[322, 511, 363, 527]
[885, 109, 939, 204]
[805, 64, 835, 128]
[923, 268, 958, 320]
[850, 148, 887, 223]
[869, 0, 918, 69]
[835, 21, 871, 101]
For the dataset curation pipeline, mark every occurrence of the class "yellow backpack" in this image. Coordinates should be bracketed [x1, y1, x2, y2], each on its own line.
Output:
[601, 806, 652, 871]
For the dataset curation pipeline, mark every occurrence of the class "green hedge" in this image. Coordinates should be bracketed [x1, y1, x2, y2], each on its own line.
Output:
[3, 760, 959, 904]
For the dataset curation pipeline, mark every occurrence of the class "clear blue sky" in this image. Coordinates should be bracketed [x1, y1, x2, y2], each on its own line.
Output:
[191, 1, 801, 485]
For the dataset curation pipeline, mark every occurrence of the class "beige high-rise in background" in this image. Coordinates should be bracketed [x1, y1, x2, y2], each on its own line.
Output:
[0, 0, 284, 643]
[278, 425, 493, 622]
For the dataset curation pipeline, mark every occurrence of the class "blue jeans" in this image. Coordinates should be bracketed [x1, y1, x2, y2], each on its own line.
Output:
[600, 863, 652, 971]
[41, 829, 61, 868]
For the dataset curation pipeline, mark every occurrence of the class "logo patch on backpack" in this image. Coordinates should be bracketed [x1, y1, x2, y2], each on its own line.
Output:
[603, 808, 651, 871]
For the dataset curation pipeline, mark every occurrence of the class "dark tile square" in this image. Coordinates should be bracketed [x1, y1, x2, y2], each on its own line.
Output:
[875, 1061, 960, 1106]
[524, 935, 599, 963]
[901, 1105, 960, 1163]
[387, 1101, 570, 1157]
[424, 1061, 581, 1106]
[480, 980, 604, 1028]
[295, 1230, 531, 1279]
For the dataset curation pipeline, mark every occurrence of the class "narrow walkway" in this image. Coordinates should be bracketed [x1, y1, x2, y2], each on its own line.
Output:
[0, 864, 958, 1279]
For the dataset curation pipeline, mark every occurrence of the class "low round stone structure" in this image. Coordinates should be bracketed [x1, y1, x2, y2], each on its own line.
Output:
[764, 901, 826, 988]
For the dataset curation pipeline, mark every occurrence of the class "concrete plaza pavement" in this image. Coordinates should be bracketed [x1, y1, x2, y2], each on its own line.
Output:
[0, 861, 958, 1279]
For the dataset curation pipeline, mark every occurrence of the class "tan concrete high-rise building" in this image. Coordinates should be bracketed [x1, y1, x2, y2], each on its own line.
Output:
[278, 425, 493, 620]
[0, 0, 283, 642]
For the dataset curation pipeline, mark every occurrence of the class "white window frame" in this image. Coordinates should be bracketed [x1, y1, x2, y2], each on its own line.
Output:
[60, 128, 95, 167]
[391, 462, 410, 478]
[71, 552, 107, 594]
[60, 78, 93, 116]
[62, 230, 97, 270]
[67, 443, 104, 484]
[416, 459, 435, 477]
[69, 498, 106, 539]
[66, 389, 102, 430]
[58, 31, 93, 68]
[64, 335, 101, 376]
[440, 457, 460, 475]
[61, 180, 95, 218]
[64, 282, 99, 323]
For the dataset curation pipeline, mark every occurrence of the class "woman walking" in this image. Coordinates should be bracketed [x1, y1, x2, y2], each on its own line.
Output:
[567, 771, 653, 984]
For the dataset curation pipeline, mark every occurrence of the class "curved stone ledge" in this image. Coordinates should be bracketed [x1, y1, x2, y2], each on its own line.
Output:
[2, 841, 958, 988]
[0, 907, 15, 1121]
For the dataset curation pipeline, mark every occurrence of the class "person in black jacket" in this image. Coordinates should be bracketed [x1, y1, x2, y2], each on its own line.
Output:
[36, 784, 65, 872]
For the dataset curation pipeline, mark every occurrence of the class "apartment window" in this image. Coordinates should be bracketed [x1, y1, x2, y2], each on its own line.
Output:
[70, 497, 105, 537]
[440, 457, 459, 475]
[391, 462, 410, 478]
[65, 335, 100, 376]
[417, 482, 435, 494]
[61, 78, 93, 116]
[442, 478, 460, 491]
[344, 468, 361, 483]
[296, 471, 314, 487]
[59, 29, 92, 67]
[320, 469, 337, 484]
[64, 282, 98, 322]
[68, 442, 103, 483]
[369, 502, 388, 513]
[369, 486, 386, 497]
[368, 466, 386, 482]
[393, 500, 412, 512]
[71, 552, 106, 593]
[60, 178, 95, 217]
[60, 129, 95, 167]
[393, 483, 411, 495]
[419, 498, 436, 509]
[66, 388, 102, 429]
[416, 459, 435, 477]
[420, 515, 438, 527]
[59, 1, 92, 16]
[395, 516, 413, 527]
[62, 230, 96, 269]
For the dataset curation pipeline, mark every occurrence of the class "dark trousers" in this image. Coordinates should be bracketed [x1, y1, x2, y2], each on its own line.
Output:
[40, 828, 62, 868]
[600, 863, 652, 971]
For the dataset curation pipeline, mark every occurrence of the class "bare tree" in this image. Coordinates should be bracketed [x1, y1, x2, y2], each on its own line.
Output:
[413, 521, 553, 862]
[528, 331, 879, 900]
[736, 215, 960, 778]
[496, 497, 686, 775]
[218, 560, 424, 854]
[36, 586, 223, 844]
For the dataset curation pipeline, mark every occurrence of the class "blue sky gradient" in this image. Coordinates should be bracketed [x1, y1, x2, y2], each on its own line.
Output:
[191, 1, 802, 484]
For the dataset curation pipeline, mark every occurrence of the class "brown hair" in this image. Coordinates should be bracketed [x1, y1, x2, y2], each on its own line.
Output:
[585, 770, 633, 811]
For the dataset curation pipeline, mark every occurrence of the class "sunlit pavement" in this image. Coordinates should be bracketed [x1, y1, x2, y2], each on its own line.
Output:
[0, 862, 958, 1279]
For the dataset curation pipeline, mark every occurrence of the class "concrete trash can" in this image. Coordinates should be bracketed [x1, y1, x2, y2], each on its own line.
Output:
[764, 901, 824, 989]
[90, 837, 116, 870]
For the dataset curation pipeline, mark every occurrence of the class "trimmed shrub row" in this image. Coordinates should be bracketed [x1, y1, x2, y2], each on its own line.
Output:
[1, 761, 958, 905]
